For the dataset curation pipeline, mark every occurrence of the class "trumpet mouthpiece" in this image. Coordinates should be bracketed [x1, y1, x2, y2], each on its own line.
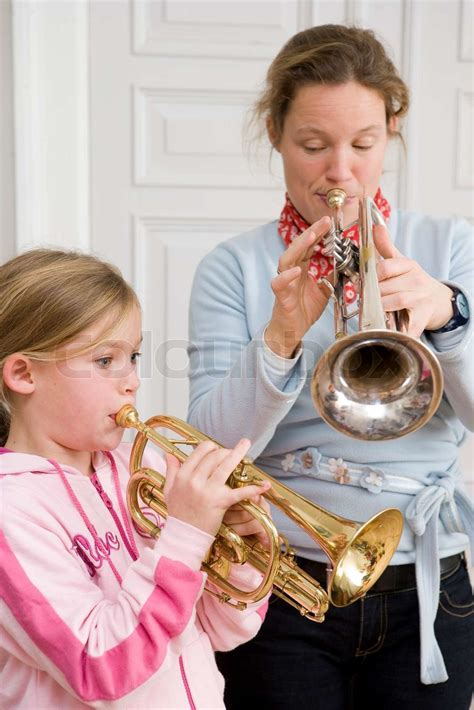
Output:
[115, 405, 140, 429]
[326, 188, 347, 209]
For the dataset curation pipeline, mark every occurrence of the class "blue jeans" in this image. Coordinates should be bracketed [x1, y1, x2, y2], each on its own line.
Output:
[216, 558, 474, 709]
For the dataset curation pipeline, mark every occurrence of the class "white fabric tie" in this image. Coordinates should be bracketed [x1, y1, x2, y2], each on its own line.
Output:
[406, 474, 473, 684]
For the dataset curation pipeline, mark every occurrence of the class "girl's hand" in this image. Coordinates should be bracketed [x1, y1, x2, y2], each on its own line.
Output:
[223, 493, 272, 548]
[265, 216, 333, 358]
[373, 225, 454, 337]
[163, 440, 271, 537]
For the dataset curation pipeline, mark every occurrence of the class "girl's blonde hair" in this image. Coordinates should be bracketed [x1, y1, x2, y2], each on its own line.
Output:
[0, 248, 140, 445]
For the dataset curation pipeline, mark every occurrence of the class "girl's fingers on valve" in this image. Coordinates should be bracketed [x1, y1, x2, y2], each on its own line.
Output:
[194, 446, 237, 480]
[247, 493, 271, 513]
[228, 482, 272, 507]
[179, 440, 219, 478]
[230, 519, 265, 537]
[223, 507, 254, 524]
[209, 438, 252, 484]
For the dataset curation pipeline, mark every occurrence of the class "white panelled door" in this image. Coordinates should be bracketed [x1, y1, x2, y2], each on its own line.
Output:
[89, 0, 308, 419]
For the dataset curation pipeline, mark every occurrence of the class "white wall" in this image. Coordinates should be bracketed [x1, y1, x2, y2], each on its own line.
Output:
[0, 0, 15, 264]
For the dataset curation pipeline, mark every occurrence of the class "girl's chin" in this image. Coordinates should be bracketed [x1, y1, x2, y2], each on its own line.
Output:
[98, 431, 125, 452]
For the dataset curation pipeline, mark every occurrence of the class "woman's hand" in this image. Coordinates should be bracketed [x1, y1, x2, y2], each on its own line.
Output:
[373, 225, 454, 337]
[265, 216, 333, 358]
[222, 493, 272, 548]
[163, 441, 271, 537]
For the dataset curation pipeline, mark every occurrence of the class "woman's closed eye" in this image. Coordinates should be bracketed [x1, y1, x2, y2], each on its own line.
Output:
[304, 144, 325, 153]
[353, 143, 375, 151]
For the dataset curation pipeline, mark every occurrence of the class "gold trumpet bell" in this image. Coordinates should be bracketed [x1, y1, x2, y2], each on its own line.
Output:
[324, 508, 403, 606]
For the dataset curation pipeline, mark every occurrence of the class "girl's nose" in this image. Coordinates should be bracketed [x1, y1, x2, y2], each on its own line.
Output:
[123, 368, 140, 394]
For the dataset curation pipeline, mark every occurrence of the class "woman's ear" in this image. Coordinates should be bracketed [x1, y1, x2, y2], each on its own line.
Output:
[388, 115, 399, 137]
[3, 354, 35, 395]
[266, 117, 281, 152]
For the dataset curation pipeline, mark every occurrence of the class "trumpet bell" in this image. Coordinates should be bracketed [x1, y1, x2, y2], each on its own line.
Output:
[327, 507, 403, 606]
[311, 329, 443, 440]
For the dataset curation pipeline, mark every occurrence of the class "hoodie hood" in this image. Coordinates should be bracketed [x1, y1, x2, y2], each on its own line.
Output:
[0, 449, 114, 476]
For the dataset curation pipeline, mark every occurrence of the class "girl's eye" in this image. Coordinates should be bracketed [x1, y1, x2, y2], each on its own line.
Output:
[131, 351, 142, 364]
[353, 144, 374, 151]
[96, 356, 112, 368]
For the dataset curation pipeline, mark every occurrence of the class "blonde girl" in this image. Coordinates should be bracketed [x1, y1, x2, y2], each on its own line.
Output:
[0, 248, 269, 709]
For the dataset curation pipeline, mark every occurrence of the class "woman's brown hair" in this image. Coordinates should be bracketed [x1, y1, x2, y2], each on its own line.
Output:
[253, 24, 409, 144]
[0, 248, 140, 445]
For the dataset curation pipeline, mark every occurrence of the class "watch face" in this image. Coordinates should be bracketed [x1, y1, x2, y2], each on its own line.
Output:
[456, 291, 470, 319]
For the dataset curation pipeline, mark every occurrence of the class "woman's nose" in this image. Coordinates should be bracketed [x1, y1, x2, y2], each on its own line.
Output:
[325, 147, 353, 184]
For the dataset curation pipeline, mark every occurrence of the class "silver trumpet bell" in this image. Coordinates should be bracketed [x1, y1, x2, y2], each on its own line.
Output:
[311, 189, 443, 441]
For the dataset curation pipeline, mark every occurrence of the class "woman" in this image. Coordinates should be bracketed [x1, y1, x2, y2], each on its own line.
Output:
[187, 25, 473, 709]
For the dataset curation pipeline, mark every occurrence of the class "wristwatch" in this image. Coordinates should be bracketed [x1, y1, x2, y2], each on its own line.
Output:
[429, 287, 470, 333]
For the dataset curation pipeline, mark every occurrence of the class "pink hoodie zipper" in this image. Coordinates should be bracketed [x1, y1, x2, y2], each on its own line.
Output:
[179, 656, 196, 710]
[90, 472, 138, 561]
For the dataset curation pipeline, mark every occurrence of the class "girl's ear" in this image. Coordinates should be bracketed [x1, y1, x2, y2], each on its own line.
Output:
[3, 354, 35, 395]
[266, 117, 281, 152]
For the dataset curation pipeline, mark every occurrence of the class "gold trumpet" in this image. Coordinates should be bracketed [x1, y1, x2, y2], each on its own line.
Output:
[116, 405, 403, 622]
[312, 188, 443, 440]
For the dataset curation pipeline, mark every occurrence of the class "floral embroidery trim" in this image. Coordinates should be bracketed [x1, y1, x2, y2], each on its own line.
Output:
[281, 453, 296, 472]
[328, 457, 351, 484]
[280, 448, 322, 476]
[297, 447, 322, 475]
[278, 453, 391, 493]
[360, 466, 386, 494]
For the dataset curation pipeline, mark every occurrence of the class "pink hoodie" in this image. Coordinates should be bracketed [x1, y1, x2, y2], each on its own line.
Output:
[0, 444, 268, 708]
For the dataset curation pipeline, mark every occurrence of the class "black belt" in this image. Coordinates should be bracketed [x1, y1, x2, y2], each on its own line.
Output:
[296, 553, 463, 595]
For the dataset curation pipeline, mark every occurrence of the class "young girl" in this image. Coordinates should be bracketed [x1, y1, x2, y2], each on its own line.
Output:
[0, 248, 271, 709]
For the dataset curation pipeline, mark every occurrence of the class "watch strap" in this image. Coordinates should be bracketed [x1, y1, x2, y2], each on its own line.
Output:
[429, 287, 469, 334]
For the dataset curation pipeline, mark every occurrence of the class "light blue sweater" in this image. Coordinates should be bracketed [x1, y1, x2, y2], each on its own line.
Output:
[187, 209, 474, 684]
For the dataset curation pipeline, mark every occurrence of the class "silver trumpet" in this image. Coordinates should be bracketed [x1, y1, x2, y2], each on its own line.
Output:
[311, 188, 443, 440]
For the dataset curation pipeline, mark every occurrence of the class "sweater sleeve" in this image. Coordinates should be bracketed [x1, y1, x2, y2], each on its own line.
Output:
[196, 562, 269, 652]
[187, 243, 308, 458]
[423, 218, 474, 430]
[0, 488, 212, 706]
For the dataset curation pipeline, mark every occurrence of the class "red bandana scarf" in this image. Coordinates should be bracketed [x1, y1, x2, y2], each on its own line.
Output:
[278, 189, 391, 304]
